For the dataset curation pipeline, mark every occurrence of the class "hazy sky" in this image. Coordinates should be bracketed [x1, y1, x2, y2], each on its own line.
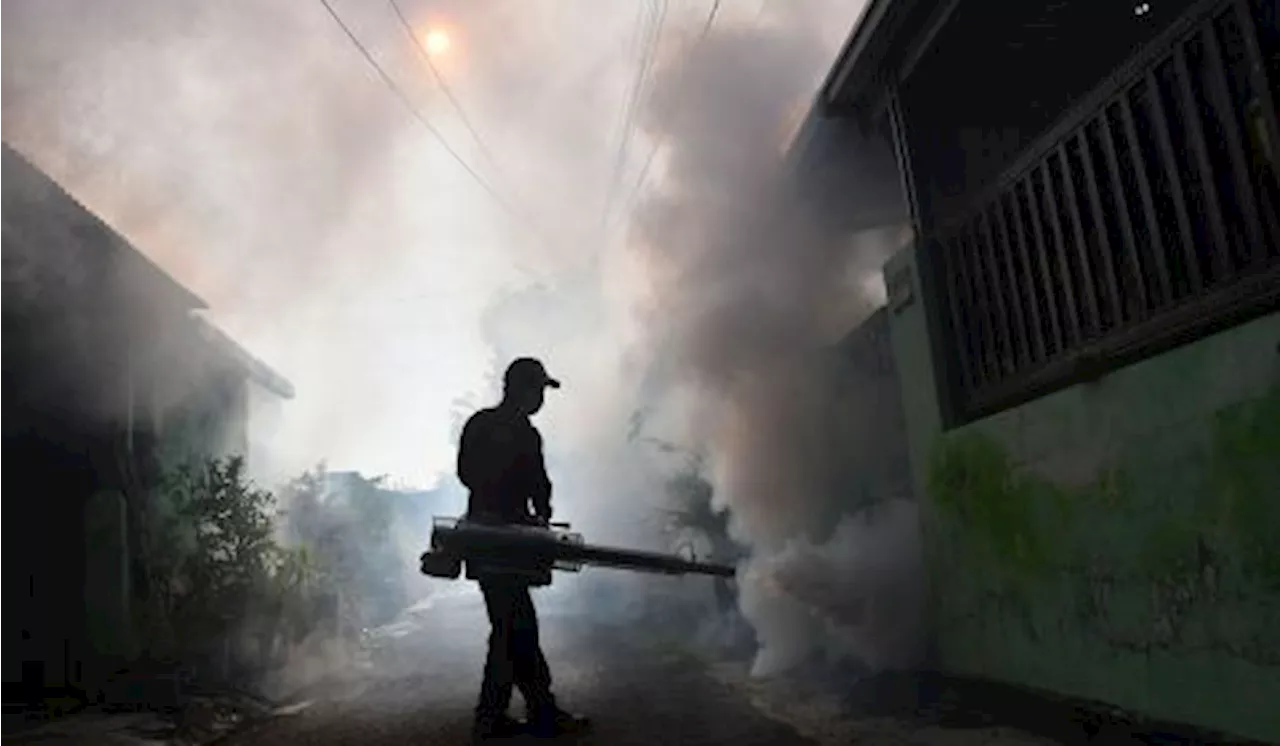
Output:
[5, 0, 937, 676]
[2, 0, 868, 487]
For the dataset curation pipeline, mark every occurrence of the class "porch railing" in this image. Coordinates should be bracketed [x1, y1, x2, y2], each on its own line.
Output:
[934, 0, 1280, 423]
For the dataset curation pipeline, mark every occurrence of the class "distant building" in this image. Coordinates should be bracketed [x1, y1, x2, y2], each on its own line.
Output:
[809, 0, 1278, 741]
[2, 143, 294, 700]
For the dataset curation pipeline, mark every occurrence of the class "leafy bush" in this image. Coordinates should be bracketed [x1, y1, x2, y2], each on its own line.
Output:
[136, 456, 311, 678]
[131, 458, 419, 690]
[276, 466, 407, 631]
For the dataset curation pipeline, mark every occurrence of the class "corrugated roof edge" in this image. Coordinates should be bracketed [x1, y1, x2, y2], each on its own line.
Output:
[2, 142, 294, 400]
[815, 0, 900, 113]
[1, 142, 209, 311]
[192, 313, 296, 400]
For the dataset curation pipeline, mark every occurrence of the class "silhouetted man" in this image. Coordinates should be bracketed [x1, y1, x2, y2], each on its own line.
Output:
[457, 357, 589, 741]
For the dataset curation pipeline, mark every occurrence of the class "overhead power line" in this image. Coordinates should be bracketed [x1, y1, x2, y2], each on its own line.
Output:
[386, 0, 509, 188]
[315, 0, 544, 246]
[617, 0, 725, 225]
[597, 0, 668, 238]
[699, 0, 724, 39]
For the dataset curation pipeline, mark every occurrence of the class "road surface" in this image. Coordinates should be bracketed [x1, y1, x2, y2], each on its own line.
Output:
[230, 585, 812, 745]
[227, 585, 1056, 746]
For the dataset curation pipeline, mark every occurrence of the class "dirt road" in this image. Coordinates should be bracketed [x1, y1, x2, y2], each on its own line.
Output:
[224, 586, 1059, 746]
[229, 588, 816, 746]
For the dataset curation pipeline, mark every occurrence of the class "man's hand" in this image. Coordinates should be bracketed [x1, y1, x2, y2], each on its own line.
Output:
[519, 512, 549, 527]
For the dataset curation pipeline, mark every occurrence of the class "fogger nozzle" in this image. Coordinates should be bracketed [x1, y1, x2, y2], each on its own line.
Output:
[419, 516, 736, 586]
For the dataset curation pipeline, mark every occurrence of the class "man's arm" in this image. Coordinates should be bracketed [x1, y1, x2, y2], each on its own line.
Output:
[456, 413, 483, 491]
[529, 428, 553, 522]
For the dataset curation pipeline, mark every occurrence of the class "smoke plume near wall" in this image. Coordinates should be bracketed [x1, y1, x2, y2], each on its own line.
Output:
[623, 2, 928, 676]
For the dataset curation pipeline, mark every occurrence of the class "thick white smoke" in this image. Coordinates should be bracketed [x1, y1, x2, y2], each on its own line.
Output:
[740, 499, 924, 676]
[6, 0, 927, 685]
[621, 2, 928, 675]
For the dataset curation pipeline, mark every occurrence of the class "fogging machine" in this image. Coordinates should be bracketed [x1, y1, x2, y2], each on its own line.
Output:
[419, 516, 736, 586]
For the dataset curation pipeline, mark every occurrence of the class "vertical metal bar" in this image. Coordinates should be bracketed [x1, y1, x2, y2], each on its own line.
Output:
[993, 193, 1044, 365]
[960, 226, 998, 382]
[1056, 142, 1102, 336]
[939, 237, 973, 395]
[992, 196, 1033, 367]
[1233, 0, 1280, 206]
[1174, 45, 1233, 280]
[1021, 176, 1065, 355]
[978, 207, 1017, 376]
[950, 232, 985, 391]
[1006, 187, 1048, 363]
[1119, 94, 1175, 305]
[1097, 107, 1151, 317]
[1039, 160, 1082, 346]
[1146, 68, 1205, 293]
[1075, 129, 1125, 326]
[1202, 18, 1267, 263]
[1233, 0, 1280, 260]
[887, 86, 924, 236]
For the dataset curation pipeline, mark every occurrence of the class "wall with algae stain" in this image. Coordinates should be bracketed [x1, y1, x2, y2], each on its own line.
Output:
[882, 244, 1280, 743]
[921, 316, 1280, 742]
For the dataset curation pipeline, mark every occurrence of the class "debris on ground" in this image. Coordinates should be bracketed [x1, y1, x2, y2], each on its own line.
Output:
[4, 688, 311, 746]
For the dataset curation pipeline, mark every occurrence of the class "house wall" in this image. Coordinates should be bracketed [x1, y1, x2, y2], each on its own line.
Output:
[828, 308, 916, 512]
[135, 314, 229, 470]
[885, 242, 1280, 742]
[2, 245, 138, 694]
[246, 381, 286, 483]
[152, 368, 252, 472]
[2, 145, 284, 696]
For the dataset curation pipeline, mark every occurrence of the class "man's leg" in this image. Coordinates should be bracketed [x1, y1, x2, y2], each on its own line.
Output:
[475, 581, 521, 734]
[508, 585, 554, 714]
[509, 587, 590, 736]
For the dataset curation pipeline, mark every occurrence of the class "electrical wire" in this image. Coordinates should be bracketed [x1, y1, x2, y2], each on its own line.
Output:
[315, 0, 545, 246]
[595, 0, 653, 235]
[597, 0, 668, 237]
[615, 0, 725, 226]
[387, 0, 509, 187]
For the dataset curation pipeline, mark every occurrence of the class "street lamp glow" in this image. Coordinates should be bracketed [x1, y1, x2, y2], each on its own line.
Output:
[423, 28, 452, 56]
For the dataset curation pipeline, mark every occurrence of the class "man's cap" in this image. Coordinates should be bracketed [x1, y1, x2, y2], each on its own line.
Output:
[504, 357, 561, 390]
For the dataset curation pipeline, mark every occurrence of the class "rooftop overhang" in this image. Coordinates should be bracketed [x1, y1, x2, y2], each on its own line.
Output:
[192, 315, 296, 400]
[815, 0, 959, 122]
[2, 143, 209, 314]
[106, 231, 211, 315]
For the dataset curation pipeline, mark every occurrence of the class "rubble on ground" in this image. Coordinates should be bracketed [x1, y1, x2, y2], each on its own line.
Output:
[4, 687, 311, 746]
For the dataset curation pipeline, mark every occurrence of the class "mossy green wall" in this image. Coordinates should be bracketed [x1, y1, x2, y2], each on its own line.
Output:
[885, 244, 1280, 742]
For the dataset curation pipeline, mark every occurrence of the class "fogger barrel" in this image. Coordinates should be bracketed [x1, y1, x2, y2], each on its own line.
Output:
[419, 516, 735, 585]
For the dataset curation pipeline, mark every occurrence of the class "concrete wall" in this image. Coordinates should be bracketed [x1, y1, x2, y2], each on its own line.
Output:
[246, 381, 285, 482]
[885, 242, 1280, 743]
[828, 308, 915, 512]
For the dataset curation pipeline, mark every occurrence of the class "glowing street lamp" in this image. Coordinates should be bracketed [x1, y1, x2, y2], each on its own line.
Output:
[422, 27, 452, 56]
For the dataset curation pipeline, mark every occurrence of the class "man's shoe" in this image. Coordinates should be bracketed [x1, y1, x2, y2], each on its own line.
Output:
[526, 708, 590, 738]
[472, 713, 526, 741]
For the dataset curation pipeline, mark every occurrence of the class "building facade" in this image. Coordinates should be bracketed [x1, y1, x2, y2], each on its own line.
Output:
[2, 144, 294, 701]
[813, 0, 1278, 740]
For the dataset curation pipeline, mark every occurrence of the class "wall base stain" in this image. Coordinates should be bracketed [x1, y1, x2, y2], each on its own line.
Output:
[924, 383, 1280, 738]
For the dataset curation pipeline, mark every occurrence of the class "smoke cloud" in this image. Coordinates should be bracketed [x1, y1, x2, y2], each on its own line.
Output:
[5, 0, 926, 691]
[618, 2, 927, 675]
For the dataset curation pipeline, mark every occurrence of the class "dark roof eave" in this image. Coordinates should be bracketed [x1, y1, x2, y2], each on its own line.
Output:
[2, 143, 209, 312]
[819, 0, 961, 118]
[192, 315, 296, 399]
[111, 232, 209, 311]
[817, 0, 903, 115]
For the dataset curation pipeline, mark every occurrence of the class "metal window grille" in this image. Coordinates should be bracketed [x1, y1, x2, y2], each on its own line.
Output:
[936, 0, 1280, 423]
